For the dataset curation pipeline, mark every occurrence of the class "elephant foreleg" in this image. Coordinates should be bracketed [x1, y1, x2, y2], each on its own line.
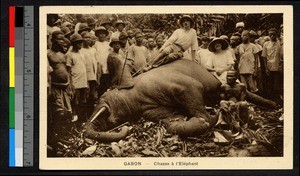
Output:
[161, 79, 217, 137]
[162, 115, 211, 137]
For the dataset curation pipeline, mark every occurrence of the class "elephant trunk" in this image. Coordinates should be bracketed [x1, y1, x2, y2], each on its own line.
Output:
[84, 106, 129, 142]
[246, 91, 277, 108]
[84, 121, 129, 142]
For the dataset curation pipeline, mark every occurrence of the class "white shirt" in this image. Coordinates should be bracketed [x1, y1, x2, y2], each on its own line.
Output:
[93, 41, 111, 74]
[161, 28, 198, 51]
[80, 47, 98, 81]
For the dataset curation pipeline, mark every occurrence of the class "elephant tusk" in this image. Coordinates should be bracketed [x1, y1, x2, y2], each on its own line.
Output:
[90, 106, 107, 123]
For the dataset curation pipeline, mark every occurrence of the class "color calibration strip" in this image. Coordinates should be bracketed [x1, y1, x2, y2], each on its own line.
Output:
[9, 6, 16, 167]
[9, 6, 34, 167]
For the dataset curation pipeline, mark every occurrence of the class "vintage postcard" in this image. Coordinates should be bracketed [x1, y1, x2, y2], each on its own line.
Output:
[40, 5, 293, 170]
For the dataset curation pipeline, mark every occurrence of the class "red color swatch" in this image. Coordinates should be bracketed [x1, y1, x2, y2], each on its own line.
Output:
[9, 6, 15, 47]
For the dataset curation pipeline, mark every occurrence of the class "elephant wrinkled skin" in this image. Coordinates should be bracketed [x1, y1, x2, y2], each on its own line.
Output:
[84, 59, 221, 141]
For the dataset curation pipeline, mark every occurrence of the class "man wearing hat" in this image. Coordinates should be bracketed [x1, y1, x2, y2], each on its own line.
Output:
[86, 17, 97, 35]
[261, 28, 283, 105]
[118, 31, 129, 58]
[62, 21, 74, 32]
[111, 20, 126, 39]
[93, 26, 112, 97]
[236, 22, 245, 35]
[66, 33, 88, 124]
[47, 14, 61, 49]
[61, 26, 74, 40]
[77, 23, 91, 35]
[106, 37, 134, 89]
[100, 20, 113, 41]
[144, 15, 198, 71]
[74, 14, 86, 34]
[206, 37, 234, 83]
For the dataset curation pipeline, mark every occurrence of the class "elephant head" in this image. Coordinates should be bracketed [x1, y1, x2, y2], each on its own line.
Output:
[84, 89, 137, 142]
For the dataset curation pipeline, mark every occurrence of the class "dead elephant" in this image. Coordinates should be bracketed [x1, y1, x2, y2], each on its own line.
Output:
[84, 59, 276, 142]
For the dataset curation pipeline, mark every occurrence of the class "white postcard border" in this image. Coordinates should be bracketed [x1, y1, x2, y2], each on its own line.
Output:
[39, 5, 293, 170]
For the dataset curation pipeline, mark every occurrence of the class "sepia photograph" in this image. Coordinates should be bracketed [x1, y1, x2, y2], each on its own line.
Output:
[39, 5, 293, 170]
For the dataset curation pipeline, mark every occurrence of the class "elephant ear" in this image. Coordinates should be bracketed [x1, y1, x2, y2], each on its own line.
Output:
[107, 54, 134, 89]
[117, 64, 134, 89]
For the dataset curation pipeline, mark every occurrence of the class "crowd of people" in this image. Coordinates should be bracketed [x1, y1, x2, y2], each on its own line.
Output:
[46, 14, 283, 141]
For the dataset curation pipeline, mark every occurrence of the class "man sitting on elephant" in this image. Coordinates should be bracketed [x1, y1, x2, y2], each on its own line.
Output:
[144, 15, 198, 72]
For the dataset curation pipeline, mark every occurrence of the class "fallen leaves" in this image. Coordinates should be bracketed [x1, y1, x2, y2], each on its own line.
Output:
[141, 149, 158, 156]
[81, 145, 97, 156]
[50, 105, 283, 157]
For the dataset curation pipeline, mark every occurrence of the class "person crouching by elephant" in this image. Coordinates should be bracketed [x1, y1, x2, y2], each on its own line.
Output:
[66, 34, 88, 126]
[143, 15, 198, 71]
[218, 69, 249, 131]
[206, 37, 235, 84]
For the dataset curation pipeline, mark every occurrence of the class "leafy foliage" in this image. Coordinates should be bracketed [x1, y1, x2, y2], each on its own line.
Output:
[59, 13, 283, 37]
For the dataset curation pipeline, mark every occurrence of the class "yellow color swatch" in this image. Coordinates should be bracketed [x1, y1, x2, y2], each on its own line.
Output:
[9, 47, 15, 87]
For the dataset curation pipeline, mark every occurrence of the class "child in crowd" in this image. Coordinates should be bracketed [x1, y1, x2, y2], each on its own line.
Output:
[66, 34, 88, 124]
[147, 37, 159, 62]
[80, 31, 99, 113]
[196, 35, 212, 67]
[236, 30, 259, 93]
[127, 32, 149, 75]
